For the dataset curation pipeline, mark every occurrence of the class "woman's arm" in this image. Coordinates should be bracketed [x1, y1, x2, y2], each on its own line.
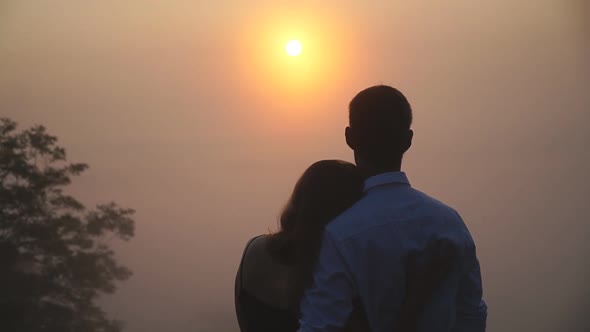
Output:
[235, 244, 248, 332]
[235, 236, 262, 332]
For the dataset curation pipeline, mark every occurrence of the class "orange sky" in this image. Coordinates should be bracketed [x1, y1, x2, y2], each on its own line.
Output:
[1, 1, 589, 331]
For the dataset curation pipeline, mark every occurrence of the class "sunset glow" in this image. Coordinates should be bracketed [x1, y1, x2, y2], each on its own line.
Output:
[285, 40, 302, 56]
[234, 8, 357, 111]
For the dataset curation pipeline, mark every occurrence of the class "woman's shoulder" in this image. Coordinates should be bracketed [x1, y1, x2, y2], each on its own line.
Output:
[242, 234, 269, 259]
[239, 234, 296, 308]
[236, 235, 299, 332]
[240, 234, 273, 276]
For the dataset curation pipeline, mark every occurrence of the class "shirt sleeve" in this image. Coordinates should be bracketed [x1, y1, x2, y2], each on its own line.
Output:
[451, 245, 488, 332]
[297, 231, 356, 332]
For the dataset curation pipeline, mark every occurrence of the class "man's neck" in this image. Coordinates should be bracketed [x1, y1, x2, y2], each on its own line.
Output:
[358, 162, 402, 179]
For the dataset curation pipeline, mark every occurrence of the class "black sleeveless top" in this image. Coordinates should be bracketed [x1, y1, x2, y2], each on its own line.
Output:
[235, 235, 370, 332]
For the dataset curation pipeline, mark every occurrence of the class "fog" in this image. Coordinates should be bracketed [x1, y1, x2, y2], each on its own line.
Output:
[1, 1, 588, 331]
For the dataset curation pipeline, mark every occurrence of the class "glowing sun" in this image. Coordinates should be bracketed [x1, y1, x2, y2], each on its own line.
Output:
[285, 40, 302, 56]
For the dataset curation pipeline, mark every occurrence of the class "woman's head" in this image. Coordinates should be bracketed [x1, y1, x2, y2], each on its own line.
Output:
[278, 160, 363, 237]
[267, 160, 363, 303]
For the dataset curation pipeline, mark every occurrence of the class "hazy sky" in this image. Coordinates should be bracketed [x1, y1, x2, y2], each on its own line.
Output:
[1, 1, 589, 331]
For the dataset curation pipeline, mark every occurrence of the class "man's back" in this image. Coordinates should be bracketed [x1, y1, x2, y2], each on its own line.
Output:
[298, 172, 487, 332]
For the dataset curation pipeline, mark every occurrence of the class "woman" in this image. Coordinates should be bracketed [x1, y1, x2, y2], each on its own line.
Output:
[235, 160, 452, 332]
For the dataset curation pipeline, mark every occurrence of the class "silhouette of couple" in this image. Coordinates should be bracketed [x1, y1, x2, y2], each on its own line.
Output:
[235, 85, 487, 332]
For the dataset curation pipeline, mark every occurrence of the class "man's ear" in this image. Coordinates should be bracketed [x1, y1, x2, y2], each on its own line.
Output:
[345, 126, 355, 150]
[401, 129, 414, 153]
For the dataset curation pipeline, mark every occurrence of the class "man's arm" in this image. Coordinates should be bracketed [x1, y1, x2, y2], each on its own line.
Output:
[452, 247, 487, 332]
[297, 231, 356, 332]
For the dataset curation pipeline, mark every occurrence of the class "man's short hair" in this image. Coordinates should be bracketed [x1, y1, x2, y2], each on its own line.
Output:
[349, 85, 412, 132]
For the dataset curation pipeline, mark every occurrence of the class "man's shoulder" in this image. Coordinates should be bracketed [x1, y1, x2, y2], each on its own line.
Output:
[410, 187, 461, 217]
[325, 193, 379, 230]
[326, 186, 463, 242]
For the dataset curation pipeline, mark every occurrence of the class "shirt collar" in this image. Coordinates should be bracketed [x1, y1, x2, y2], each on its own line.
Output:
[363, 171, 410, 193]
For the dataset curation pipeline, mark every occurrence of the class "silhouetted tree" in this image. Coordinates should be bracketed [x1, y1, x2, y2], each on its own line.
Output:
[0, 118, 135, 332]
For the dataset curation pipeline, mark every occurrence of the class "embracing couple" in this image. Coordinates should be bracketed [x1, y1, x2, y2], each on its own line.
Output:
[235, 85, 488, 332]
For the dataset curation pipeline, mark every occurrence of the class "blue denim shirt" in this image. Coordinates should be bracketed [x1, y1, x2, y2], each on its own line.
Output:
[298, 172, 487, 332]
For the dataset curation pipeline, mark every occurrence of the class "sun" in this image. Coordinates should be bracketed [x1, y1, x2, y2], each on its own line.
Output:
[285, 40, 302, 56]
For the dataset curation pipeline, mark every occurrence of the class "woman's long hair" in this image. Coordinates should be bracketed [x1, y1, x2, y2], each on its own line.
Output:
[267, 160, 364, 308]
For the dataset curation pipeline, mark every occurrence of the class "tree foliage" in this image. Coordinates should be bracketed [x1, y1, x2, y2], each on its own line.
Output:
[0, 118, 135, 332]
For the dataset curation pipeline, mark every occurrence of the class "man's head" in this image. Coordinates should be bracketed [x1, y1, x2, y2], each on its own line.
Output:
[345, 85, 413, 172]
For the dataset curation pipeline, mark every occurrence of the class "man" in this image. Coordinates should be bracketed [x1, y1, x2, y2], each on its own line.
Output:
[297, 85, 487, 332]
